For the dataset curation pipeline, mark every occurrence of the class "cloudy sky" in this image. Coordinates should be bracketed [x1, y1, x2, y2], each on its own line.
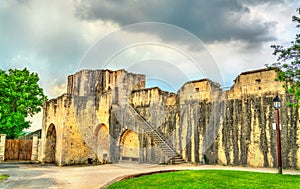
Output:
[1, 0, 299, 131]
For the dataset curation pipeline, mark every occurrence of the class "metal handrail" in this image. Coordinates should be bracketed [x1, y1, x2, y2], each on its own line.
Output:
[126, 104, 177, 157]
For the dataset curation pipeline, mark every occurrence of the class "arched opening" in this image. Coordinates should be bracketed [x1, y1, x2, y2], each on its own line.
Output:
[45, 124, 56, 163]
[95, 124, 110, 163]
[119, 130, 139, 161]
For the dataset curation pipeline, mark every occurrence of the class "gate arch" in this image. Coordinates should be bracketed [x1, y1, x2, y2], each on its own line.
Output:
[95, 124, 110, 162]
[45, 124, 56, 163]
[119, 130, 139, 161]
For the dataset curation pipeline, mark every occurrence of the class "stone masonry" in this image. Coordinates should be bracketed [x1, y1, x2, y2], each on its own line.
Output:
[40, 68, 300, 168]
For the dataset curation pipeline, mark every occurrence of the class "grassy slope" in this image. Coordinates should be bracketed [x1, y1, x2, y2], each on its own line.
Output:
[108, 170, 300, 189]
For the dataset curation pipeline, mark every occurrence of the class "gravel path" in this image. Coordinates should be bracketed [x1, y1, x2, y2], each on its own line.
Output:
[0, 162, 299, 189]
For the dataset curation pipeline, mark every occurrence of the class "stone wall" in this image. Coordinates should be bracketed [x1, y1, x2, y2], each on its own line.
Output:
[41, 68, 300, 168]
[41, 93, 93, 165]
[217, 94, 299, 168]
[227, 69, 279, 98]
[41, 69, 146, 165]
[130, 87, 178, 163]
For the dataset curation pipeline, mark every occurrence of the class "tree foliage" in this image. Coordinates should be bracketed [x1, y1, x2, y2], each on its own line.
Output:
[271, 8, 300, 106]
[0, 68, 47, 139]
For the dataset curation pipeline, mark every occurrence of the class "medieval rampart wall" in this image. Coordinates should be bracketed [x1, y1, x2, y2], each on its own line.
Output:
[41, 94, 92, 165]
[41, 68, 300, 168]
[42, 69, 146, 165]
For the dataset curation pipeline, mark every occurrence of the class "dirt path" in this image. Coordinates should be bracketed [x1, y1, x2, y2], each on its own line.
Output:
[1, 162, 300, 189]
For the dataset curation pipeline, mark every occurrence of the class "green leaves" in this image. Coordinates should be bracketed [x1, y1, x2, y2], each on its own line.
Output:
[271, 8, 300, 107]
[0, 68, 47, 139]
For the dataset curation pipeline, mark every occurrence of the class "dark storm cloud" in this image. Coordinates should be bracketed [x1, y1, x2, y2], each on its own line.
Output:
[74, 0, 281, 46]
[240, 0, 290, 5]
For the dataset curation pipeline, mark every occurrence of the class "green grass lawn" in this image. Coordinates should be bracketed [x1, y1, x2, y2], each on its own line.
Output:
[108, 170, 300, 189]
[0, 174, 8, 181]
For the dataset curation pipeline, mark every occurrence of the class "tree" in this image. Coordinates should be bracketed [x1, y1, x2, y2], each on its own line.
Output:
[0, 68, 47, 139]
[271, 8, 300, 107]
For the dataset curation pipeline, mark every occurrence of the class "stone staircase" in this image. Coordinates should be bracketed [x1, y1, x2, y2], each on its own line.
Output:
[113, 104, 185, 164]
[144, 130, 185, 164]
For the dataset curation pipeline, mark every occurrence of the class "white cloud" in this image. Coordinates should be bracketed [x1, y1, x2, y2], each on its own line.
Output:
[1, 0, 299, 131]
[208, 40, 277, 87]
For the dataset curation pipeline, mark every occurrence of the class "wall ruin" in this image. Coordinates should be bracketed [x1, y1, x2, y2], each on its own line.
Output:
[40, 68, 300, 168]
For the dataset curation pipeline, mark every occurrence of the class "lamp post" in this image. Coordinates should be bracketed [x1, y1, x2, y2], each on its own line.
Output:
[273, 95, 282, 174]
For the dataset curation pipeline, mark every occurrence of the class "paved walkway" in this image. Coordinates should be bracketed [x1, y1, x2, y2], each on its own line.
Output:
[0, 162, 300, 189]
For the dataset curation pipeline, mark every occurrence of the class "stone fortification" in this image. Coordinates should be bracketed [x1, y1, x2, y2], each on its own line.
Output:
[41, 68, 300, 168]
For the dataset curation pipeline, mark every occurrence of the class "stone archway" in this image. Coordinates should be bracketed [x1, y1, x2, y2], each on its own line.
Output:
[95, 124, 110, 163]
[119, 130, 139, 161]
[45, 124, 56, 163]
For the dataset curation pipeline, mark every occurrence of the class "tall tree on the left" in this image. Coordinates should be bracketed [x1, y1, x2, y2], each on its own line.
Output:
[0, 68, 47, 139]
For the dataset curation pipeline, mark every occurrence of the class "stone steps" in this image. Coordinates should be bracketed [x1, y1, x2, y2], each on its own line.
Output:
[125, 105, 185, 165]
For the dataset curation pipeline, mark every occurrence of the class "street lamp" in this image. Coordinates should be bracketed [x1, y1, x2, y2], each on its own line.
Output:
[273, 95, 282, 174]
